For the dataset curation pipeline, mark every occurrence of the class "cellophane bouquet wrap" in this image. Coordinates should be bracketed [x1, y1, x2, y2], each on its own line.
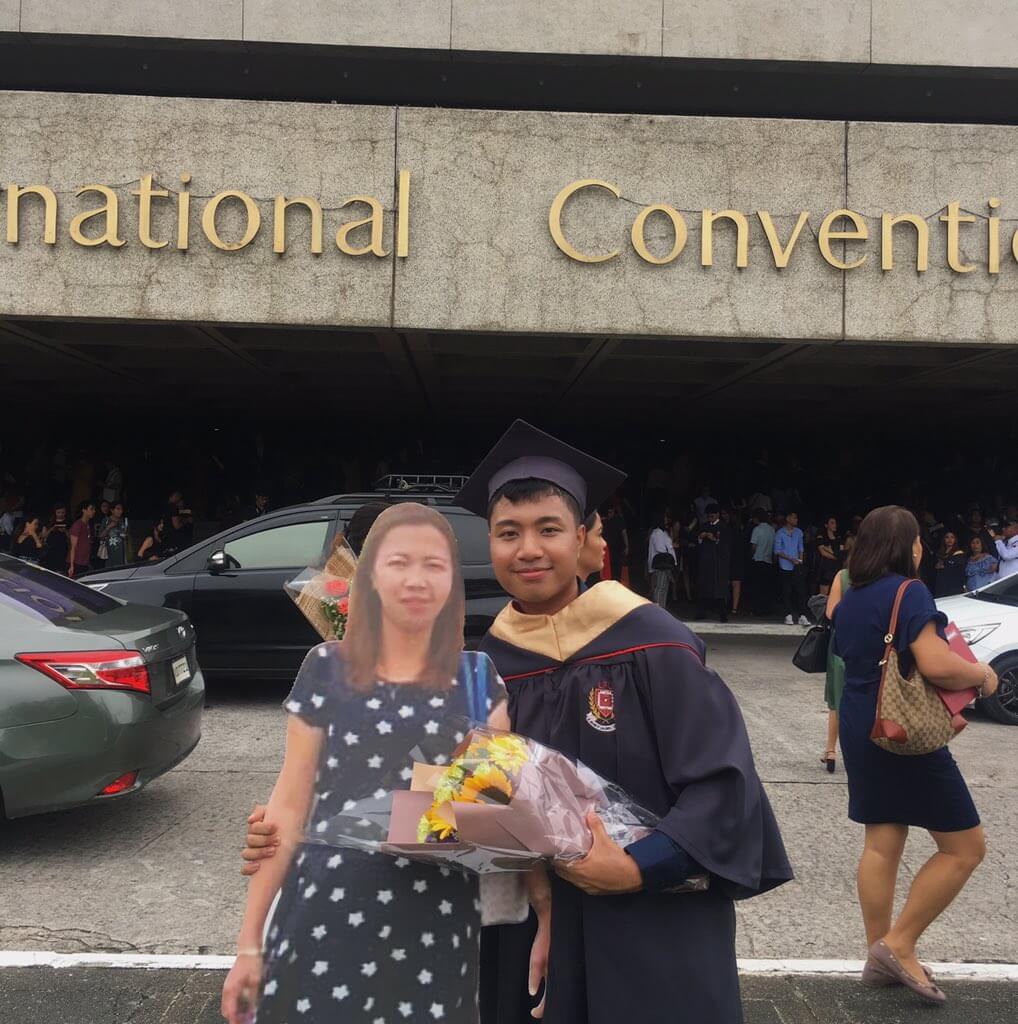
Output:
[303, 718, 660, 875]
[284, 535, 357, 641]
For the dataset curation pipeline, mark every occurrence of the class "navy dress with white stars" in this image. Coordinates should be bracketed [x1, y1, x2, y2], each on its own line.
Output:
[255, 642, 505, 1024]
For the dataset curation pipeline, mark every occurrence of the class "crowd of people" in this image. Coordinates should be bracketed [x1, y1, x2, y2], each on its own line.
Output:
[0, 487, 206, 576]
[631, 497, 1018, 624]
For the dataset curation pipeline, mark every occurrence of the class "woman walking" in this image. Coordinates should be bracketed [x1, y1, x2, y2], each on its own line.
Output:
[832, 506, 997, 1005]
[221, 503, 509, 1024]
[819, 567, 850, 773]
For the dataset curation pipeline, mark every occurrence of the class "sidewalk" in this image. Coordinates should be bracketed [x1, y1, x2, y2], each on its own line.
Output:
[1, 967, 1015, 1024]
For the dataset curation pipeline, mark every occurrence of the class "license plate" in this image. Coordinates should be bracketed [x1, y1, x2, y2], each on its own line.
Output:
[172, 656, 191, 687]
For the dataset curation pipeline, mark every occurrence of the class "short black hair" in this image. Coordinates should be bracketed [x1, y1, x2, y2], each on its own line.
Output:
[705, 502, 720, 515]
[752, 507, 767, 521]
[346, 501, 391, 556]
[487, 478, 582, 525]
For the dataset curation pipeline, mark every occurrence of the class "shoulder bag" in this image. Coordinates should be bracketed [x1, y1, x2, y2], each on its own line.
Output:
[792, 614, 830, 673]
[870, 579, 964, 755]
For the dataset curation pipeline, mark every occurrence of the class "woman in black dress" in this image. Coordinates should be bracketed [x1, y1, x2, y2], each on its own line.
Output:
[933, 531, 966, 597]
[221, 504, 509, 1024]
[815, 516, 842, 596]
[833, 506, 998, 1005]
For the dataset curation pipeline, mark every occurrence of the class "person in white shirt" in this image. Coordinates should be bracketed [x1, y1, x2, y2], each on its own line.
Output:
[647, 510, 676, 608]
[993, 519, 1018, 580]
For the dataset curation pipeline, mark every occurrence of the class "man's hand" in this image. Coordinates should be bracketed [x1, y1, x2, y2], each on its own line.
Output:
[553, 812, 643, 896]
[240, 804, 280, 877]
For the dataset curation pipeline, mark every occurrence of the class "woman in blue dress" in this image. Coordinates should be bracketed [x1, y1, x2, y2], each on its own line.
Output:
[964, 536, 998, 591]
[833, 506, 998, 1005]
[221, 503, 509, 1024]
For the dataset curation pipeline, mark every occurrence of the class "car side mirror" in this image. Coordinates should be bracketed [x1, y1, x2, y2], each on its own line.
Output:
[208, 550, 229, 574]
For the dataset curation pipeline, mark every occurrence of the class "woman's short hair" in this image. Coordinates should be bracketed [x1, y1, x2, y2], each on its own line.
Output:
[847, 505, 920, 586]
[343, 502, 464, 691]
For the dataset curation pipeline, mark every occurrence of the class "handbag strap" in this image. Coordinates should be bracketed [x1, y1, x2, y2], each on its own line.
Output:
[881, 578, 916, 665]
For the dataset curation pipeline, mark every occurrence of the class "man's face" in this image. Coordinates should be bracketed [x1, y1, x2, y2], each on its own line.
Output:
[54, 508, 67, 524]
[787, 513, 799, 528]
[489, 494, 584, 612]
[1005, 522, 1018, 540]
[83, 504, 96, 521]
[256, 494, 268, 509]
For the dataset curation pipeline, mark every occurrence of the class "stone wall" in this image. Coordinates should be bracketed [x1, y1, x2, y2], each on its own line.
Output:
[1, 90, 1016, 343]
[2, 1, 1017, 70]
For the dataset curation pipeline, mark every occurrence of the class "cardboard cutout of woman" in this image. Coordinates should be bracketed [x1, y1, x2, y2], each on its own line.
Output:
[222, 503, 509, 1024]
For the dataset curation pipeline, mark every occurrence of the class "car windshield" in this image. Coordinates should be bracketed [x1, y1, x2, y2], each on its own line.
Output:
[0, 555, 120, 625]
[966, 573, 1018, 608]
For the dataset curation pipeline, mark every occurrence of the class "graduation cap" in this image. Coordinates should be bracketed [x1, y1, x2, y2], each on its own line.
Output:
[453, 420, 626, 520]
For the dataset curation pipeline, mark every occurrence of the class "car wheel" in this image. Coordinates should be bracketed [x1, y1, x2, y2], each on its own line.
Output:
[979, 654, 1018, 726]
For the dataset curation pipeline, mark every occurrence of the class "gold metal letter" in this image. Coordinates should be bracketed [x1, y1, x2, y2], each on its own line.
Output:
[5, 184, 58, 245]
[631, 204, 687, 265]
[69, 185, 126, 248]
[201, 190, 261, 251]
[988, 198, 1001, 275]
[818, 209, 868, 270]
[132, 174, 169, 250]
[177, 174, 191, 251]
[880, 213, 929, 272]
[336, 196, 389, 257]
[396, 169, 410, 258]
[757, 211, 809, 269]
[273, 196, 323, 255]
[548, 179, 620, 263]
[938, 201, 976, 273]
[701, 210, 750, 268]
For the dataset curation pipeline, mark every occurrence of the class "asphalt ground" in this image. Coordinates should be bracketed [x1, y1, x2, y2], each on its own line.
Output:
[1, 635, 1016, 1020]
[1, 968, 1015, 1024]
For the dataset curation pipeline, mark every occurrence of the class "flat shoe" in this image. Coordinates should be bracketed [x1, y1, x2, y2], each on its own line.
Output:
[862, 957, 935, 988]
[868, 941, 946, 1005]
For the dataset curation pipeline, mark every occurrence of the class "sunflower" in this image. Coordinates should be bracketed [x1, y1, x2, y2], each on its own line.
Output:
[460, 762, 513, 804]
[486, 735, 530, 774]
[417, 806, 458, 844]
[432, 762, 468, 805]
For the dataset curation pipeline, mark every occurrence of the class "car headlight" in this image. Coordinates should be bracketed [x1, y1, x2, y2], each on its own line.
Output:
[957, 623, 1001, 646]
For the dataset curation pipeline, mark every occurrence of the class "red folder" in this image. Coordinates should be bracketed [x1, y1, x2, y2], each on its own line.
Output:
[940, 623, 980, 721]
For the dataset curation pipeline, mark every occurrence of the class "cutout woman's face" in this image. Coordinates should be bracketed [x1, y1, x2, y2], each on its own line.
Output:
[371, 523, 454, 633]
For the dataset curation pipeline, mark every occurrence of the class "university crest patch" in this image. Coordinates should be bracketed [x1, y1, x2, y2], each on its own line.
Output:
[586, 682, 616, 733]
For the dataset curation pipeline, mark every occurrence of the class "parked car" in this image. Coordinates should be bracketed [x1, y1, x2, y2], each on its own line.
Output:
[937, 572, 1018, 725]
[0, 554, 204, 818]
[80, 494, 507, 681]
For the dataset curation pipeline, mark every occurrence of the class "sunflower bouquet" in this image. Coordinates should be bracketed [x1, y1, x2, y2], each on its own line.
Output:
[417, 733, 530, 844]
[303, 718, 664, 874]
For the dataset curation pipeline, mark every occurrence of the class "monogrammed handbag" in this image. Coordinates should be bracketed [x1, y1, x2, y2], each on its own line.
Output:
[870, 580, 964, 755]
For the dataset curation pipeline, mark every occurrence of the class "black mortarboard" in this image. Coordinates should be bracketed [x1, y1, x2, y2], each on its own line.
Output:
[453, 420, 626, 519]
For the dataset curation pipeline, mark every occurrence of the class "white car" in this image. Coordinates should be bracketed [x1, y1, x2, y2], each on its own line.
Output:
[936, 573, 1018, 726]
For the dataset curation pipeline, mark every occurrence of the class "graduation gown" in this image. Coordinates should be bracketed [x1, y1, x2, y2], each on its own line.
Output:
[479, 581, 792, 1024]
[694, 520, 732, 601]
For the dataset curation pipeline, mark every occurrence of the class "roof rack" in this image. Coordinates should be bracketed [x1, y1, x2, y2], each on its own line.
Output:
[373, 474, 467, 494]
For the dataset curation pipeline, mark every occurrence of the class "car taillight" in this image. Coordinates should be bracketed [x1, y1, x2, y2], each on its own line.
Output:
[16, 650, 151, 695]
[100, 771, 139, 796]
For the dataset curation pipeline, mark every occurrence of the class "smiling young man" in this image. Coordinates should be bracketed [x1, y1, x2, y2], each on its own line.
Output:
[241, 421, 791, 1024]
[457, 421, 792, 1024]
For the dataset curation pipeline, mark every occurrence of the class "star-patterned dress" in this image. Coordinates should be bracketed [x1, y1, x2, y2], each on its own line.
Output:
[256, 643, 506, 1024]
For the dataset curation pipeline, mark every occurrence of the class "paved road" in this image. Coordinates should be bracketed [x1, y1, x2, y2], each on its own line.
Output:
[1, 636, 1015, 964]
[2, 968, 1015, 1024]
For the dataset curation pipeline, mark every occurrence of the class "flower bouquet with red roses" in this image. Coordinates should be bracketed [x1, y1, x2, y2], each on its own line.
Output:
[284, 534, 358, 640]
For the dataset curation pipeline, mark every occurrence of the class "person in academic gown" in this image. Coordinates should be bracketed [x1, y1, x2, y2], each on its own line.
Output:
[694, 503, 732, 622]
[453, 421, 792, 1024]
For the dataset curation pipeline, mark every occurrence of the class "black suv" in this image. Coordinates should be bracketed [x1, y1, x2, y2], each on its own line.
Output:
[80, 493, 506, 681]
